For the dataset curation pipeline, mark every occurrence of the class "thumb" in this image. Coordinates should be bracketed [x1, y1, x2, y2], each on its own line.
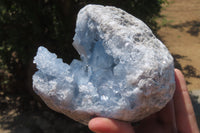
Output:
[88, 117, 135, 133]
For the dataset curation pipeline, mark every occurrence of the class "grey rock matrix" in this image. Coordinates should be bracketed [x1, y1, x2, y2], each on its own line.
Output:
[33, 4, 175, 125]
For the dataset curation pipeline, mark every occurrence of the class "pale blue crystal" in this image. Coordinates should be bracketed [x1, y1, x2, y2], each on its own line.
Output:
[33, 4, 175, 125]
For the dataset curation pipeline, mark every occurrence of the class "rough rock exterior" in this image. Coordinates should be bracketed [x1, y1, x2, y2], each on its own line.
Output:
[33, 5, 175, 125]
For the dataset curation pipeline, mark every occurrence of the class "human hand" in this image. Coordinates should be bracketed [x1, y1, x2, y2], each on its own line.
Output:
[88, 69, 200, 133]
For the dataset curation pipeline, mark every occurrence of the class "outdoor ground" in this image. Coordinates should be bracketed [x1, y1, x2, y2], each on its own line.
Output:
[157, 0, 200, 91]
[0, 0, 200, 132]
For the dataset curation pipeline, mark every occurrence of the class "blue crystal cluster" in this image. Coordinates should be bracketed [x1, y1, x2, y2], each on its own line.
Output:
[33, 5, 175, 125]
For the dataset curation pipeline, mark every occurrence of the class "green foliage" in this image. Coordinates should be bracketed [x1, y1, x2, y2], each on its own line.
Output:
[0, 0, 167, 92]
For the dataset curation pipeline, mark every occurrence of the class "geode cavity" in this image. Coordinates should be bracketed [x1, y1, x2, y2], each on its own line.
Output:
[33, 4, 175, 125]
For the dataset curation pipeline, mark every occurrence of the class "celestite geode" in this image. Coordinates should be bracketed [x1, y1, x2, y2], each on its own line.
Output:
[33, 5, 175, 125]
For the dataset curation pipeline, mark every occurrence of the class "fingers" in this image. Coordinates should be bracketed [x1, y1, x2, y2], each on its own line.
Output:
[157, 100, 177, 132]
[174, 69, 199, 133]
[134, 100, 177, 133]
[88, 117, 135, 133]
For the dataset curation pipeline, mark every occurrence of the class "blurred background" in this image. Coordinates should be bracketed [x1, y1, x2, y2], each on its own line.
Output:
[0, 0, 199, 132]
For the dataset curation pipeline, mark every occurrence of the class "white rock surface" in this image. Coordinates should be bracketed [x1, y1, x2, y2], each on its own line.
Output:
[33, 4, 175, 125]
